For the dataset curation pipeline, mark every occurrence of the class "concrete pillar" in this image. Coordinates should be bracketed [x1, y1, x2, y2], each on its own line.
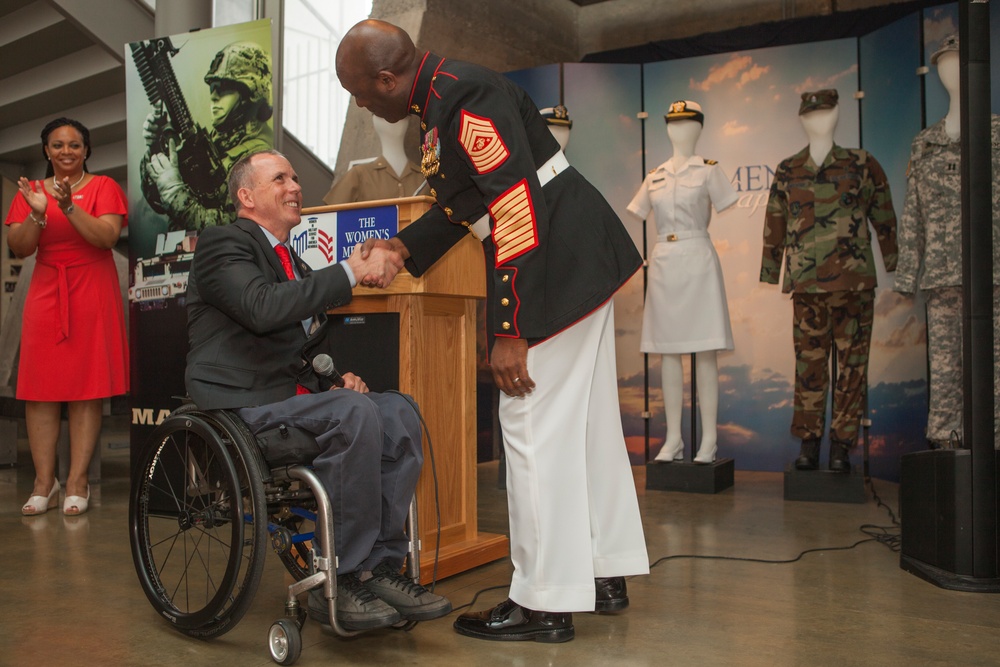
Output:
[154, 0, 213, 37]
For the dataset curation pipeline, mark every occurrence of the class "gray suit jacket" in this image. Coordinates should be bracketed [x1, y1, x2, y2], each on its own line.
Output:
[185, 217, 353, 409]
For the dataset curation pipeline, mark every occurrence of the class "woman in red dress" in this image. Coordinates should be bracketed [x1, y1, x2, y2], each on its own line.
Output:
[5, 118, 128, 516]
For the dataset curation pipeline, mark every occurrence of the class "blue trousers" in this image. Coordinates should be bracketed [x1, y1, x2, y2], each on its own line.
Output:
[238, 390, 422, 574]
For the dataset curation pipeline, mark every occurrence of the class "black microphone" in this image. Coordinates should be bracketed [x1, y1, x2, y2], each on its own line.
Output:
[312, 353, 345, 388]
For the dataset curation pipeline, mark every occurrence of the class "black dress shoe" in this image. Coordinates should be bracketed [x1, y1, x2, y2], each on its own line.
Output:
[594, 577, 629, 612]
[794, 438, 820, 470]
[453, 598, 574, 643]
[829, 440, 851, 473]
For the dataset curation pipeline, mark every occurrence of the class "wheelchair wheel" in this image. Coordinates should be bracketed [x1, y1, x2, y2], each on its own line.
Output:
[130, 410, 267, 638]
[268, 618, 302, 665]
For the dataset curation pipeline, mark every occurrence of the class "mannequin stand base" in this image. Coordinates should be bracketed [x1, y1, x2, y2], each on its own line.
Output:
[646, 458, 734, 494]
[783, 462, 865, 503]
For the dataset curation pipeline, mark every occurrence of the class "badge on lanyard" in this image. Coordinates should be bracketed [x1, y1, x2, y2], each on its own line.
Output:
[421, 127, 440, 178]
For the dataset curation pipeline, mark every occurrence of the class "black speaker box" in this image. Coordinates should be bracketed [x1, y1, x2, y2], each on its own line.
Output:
[900, 449, 974, 575]
[320, 312, 400, 393]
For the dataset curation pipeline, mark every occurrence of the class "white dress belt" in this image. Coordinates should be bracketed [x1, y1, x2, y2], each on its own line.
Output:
[657, 230, 710, 243]
[469, 150, 570, 242]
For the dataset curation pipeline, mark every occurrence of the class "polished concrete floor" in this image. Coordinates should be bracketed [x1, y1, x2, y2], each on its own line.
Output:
[2, 429, 1000, 667]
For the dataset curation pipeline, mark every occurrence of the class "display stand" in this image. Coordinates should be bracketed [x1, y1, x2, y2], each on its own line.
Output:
[646, 458, 734, 494]
[645, 352, 735, 494]
[783, 462, 865, 503]
[301, 197, 509, 583]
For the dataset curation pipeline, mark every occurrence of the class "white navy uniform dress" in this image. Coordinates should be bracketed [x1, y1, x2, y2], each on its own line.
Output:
[628, 156, 738, 353]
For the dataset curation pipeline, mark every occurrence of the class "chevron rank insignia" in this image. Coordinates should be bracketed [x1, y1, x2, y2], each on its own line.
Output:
[490, 179, 538, 265]
[460, 110, 509, 174]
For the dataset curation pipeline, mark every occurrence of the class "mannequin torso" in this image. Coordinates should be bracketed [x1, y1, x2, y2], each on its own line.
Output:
[373, 115, 409, 178]
[323, 115, 428, 204]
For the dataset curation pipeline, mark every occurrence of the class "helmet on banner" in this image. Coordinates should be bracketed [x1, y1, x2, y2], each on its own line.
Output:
[205, 41, 273, 129]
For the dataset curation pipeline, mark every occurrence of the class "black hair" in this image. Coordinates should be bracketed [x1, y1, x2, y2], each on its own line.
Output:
[41, 117, 92, 178]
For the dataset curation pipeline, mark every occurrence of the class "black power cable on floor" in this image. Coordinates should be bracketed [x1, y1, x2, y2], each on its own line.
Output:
[860, 473, 902, 553]
[451, 585, 510, 614]
[648, 537, 878, 569]
[452, 469, 907, 613]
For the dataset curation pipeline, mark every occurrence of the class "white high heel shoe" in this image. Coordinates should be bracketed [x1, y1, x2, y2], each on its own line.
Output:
[693, 442, 718, 464]
[63, 486, 90, 516]
[654, 441, 685, 463]
[22, 480, 60, 516]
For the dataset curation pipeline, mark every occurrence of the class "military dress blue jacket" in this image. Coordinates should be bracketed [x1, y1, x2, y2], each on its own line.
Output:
[396, 52, 641, 346]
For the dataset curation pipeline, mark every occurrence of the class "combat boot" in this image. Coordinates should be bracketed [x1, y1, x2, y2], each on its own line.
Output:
[829, 439, 852, 473]
[794, 438, 821, 470]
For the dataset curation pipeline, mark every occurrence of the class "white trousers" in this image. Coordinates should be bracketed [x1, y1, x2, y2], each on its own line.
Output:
[500, 300, 649, 612]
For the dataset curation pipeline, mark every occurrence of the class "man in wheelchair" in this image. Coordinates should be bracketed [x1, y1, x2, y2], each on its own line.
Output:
[183, 149, 451, 631]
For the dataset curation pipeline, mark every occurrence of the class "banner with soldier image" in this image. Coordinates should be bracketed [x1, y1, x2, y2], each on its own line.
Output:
[125, 20, 274, 458]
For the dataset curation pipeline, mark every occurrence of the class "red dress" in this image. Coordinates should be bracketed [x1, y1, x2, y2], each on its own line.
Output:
[4, 176, 129, 401]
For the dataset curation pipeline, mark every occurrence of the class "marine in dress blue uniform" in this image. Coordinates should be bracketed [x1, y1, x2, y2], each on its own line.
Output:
[336, 20, 649, 642]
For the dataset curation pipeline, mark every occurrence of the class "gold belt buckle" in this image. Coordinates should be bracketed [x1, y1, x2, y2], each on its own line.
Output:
[667, 233, 678, 242]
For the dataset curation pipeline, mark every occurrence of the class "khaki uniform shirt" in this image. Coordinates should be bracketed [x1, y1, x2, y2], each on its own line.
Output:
[322, 157, 429, 205]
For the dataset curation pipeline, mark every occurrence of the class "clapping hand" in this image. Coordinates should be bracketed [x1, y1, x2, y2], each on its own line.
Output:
[50, 175, 74, 211]
[16, 177, 47, 219]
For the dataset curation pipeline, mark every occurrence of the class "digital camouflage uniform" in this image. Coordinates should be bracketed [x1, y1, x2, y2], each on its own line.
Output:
[761, 144, 898, 447]
[896, 115, 1000, 447]
[141, 42, 274, 231]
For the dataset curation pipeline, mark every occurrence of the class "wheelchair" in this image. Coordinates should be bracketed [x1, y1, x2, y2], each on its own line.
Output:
[128, 404, 422, 665]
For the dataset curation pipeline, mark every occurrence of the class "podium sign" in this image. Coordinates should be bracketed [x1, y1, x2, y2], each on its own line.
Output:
[291, 205, 398, 266]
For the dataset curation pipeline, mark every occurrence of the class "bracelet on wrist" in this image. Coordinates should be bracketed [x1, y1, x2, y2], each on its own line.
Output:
[28, 212, 46, 229]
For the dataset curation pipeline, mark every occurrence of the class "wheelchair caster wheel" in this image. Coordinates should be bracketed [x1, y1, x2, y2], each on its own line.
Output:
[268, 618, 302, 665]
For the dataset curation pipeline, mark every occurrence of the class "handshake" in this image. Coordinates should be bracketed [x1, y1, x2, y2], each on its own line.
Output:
[345, 238, 408, 289]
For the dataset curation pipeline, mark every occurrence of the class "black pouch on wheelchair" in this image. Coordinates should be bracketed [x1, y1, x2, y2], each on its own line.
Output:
[255, 424, 322, 466]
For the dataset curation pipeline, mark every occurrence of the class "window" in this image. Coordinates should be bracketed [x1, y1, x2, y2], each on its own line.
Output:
[282, 0, 373, 168]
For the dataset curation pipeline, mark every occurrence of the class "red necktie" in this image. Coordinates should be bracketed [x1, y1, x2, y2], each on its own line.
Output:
[275, 244, 311, 396]
[274, 244, 296, 280]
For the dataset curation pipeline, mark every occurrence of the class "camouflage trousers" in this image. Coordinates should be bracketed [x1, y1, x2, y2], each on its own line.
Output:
[924, 285, 1000, 447]
[791, 290, 874, 445]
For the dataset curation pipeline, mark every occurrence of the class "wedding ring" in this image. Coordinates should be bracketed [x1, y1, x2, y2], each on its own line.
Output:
[513, 377, 520, 383]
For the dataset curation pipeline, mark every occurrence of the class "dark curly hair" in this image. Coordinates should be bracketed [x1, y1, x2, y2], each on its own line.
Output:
[41, 117, 92, 178]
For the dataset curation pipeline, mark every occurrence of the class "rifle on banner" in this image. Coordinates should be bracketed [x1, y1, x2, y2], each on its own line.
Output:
[130, 37, 226, 201]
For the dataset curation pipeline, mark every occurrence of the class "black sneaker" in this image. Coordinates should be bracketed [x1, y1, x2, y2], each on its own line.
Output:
[307, 573, 401, 631]
[365, 561, 453, 621]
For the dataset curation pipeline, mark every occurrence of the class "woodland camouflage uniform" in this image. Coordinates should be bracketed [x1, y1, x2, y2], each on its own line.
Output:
[762, 144, 898, 448]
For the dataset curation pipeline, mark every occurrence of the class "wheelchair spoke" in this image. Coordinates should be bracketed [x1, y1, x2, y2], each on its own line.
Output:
[131, 410, 266, 638]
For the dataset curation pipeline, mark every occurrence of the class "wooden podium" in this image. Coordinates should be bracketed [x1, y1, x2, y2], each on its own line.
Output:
[301, 197, 508, 582]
